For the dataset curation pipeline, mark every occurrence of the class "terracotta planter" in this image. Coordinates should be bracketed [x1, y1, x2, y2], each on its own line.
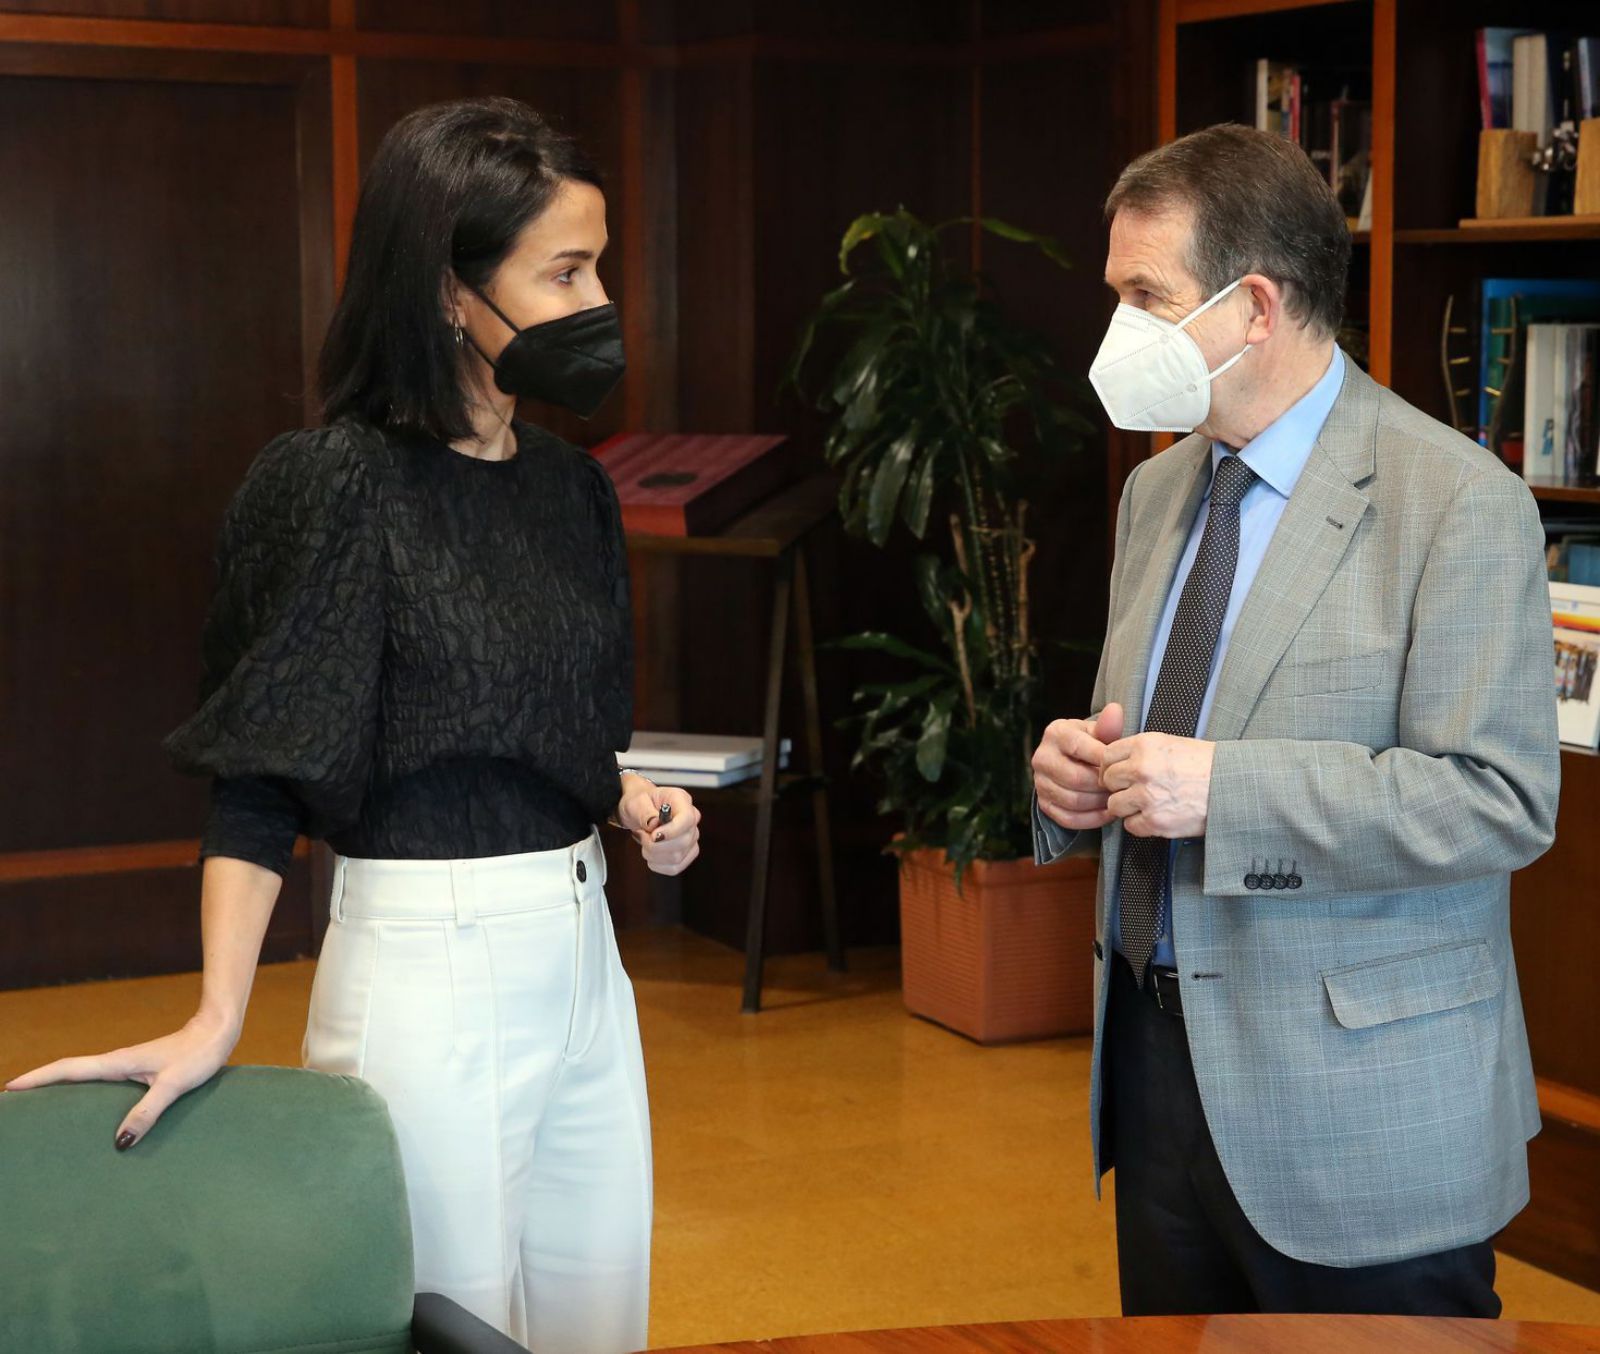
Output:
[898, 842, 1098, 1044]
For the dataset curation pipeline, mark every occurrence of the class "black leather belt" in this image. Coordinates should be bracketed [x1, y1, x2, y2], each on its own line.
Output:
[1120, 953, 1184, 1017]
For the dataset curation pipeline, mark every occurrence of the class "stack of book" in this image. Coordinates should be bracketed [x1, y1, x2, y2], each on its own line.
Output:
[1254, 59, 1372, 229]
[1477, 27, 1600, 215]
[1461, 277, 1600, 477]
[1548, 517, 1600, 585]
[616, 732, 791, 789]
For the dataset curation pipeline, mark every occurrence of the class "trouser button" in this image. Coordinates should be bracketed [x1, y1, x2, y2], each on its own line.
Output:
[576, 859, 588, 883]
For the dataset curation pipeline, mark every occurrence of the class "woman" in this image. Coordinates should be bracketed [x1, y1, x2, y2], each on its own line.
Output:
[6, 97, 697, 1353]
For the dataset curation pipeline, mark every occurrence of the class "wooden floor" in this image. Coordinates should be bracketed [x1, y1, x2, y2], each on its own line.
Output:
[3, 927, 1599, 1348]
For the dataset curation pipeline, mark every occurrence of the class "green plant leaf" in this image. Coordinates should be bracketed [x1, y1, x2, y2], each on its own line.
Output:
[900, 443, 939, 538]
[826, 631, 956, 671]
[916, 690, 958, 782]
[913, 553, 948, 631]
[865, 430, 919, 546]
[839, 211, 896, 274]
[977, 216, 1074, 269]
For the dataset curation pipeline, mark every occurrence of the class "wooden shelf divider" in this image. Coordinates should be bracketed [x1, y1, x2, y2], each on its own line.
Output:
[1393, 217, 1600, 244]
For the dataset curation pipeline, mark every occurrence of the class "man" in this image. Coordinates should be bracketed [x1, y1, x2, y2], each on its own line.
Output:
[1031, 123, 1560, 1317]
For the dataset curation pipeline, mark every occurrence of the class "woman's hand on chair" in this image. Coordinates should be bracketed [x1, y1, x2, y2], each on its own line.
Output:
[4, 1009, 238, 1152]
[615, 778, 701, 876]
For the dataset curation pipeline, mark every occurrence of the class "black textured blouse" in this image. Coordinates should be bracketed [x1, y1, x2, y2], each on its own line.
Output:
[162, 417, 634, 878]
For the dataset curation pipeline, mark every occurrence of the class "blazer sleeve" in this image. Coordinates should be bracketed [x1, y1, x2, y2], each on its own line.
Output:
[1034, 459, 1140, 866]
[163, 424, 385, 877]
[1202, 467, 1561, 896]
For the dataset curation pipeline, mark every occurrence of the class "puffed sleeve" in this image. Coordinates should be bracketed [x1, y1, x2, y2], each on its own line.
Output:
[163, 424, 385, 875]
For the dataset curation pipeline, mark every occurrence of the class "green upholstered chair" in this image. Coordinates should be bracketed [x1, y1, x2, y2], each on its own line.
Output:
[0, 1065, 524, 1354]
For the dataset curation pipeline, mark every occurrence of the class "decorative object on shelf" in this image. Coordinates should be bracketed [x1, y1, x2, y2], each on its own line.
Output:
[1476, 129, 1539, 219]
[589, 432, 800, 536]
[1439, 294, 1477, 438]
[787, 206, 1096, 1041]
[1577, 119, 1600, 215]
[1550, 582, 1600, 750]
[1485, 294, 1523, 467]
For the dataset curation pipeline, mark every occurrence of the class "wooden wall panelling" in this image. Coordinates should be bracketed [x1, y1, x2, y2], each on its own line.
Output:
[353, 0, 618, 43]
[673, 52, 976, 956]
[979, 42, 1120, 723]
[1498, 1083, 1600, 1292]
[0, 0, 1137, 977]
[1, 860, 315, 990]
[1512, 750, 1600, 1098]
[0, 0, 326, 23]
[0, 42, 323, 985]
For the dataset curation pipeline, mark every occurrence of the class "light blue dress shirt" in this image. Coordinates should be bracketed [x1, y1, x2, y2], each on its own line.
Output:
[1111, 347, 1346, 970]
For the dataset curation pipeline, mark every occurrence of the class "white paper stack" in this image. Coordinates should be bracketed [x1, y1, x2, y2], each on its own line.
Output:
[617, 733, 792, 788]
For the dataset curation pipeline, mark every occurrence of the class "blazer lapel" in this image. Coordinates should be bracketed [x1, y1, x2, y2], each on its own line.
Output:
[1203, 358, 1381, 744]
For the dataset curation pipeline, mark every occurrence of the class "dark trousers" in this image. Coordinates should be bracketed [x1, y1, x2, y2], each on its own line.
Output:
[1106, 953, 1501, 1317]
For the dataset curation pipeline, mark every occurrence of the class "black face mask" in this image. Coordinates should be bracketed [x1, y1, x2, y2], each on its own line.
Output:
[464, 286, 626, 419]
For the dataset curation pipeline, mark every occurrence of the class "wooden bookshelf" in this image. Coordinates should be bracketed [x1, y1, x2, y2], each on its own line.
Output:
[1158, 0, 1600, 1294]
[1391, 217, 1600, 243]
[1527, 480, 1600, 506]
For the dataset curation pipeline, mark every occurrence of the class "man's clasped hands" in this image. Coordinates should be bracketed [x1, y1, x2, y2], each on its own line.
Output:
[1029, 703, 1217, 843]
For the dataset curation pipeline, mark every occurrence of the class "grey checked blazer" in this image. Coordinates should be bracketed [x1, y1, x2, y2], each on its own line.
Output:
[1034, 356, 1560, 1268]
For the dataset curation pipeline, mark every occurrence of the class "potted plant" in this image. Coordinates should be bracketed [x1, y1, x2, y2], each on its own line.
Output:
[788, 208, 1100, 1044]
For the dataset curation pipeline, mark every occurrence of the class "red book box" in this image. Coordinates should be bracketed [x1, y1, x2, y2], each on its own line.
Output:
[588, 433, 800, 536]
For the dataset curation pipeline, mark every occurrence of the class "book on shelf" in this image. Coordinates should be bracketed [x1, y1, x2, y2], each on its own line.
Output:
[1550, 581, 1600, 750]
[1523, 319, 1600, 485]
[1254, 58, 1371, 229]
[1478, 28, 1532, 130]
[1549, 529, 1600, 585]
[589, 433, 800, 537]
[1467, 278, 1600, 468]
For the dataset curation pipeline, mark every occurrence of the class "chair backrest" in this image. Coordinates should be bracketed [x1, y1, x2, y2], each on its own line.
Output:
[0, 1065, 414, 1354]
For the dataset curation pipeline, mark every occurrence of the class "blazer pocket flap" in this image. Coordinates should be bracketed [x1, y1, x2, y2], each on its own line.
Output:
[1322, 940, 1501, 1030]
[1280, 649, 1385, 696]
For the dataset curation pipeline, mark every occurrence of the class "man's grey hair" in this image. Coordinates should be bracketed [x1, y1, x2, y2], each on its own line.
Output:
[1105, 123, 1351, 340]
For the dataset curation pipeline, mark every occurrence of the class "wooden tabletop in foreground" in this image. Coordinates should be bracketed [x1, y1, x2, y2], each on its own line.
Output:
[653, 1314, 1600, 1353]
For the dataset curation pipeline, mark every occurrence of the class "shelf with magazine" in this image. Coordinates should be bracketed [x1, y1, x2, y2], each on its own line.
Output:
[1159, 0, 1600, 1294]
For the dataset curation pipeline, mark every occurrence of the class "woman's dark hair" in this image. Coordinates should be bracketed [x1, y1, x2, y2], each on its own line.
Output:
[318, 97, 602, 440]
[1105, 122, 1349, 340]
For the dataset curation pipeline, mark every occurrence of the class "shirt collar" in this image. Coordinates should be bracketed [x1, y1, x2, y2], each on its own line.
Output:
[1209, 346, 1345, 500]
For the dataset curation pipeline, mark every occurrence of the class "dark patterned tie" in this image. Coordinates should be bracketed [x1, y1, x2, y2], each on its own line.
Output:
[1118, 453, 1257, 986]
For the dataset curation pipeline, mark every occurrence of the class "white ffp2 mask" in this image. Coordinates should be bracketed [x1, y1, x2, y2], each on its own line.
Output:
[1088, 278, 1252, 432]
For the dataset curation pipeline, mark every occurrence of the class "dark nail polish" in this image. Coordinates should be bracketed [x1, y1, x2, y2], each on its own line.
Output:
[115, 1131, 136, 1152]
[654, 832, 664, 843]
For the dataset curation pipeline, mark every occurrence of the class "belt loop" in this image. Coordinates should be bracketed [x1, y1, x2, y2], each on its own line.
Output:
[449, 859, 478, 928]
[329, 855, 348, 924]
[592, 825, 608, 887]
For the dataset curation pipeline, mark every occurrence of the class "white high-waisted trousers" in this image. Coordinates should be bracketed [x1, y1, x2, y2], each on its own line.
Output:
[301, 826, 652, 1354]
